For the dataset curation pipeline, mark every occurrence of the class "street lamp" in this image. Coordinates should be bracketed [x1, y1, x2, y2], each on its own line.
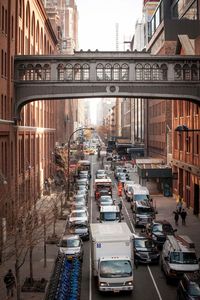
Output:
[66, 127, 94, 204]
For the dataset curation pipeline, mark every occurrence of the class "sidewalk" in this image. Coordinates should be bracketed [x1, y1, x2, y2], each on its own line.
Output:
[0, 192, 67, 300]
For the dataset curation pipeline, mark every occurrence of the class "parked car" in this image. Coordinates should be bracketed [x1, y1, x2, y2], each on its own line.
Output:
[146, 220, 176, 248]
[66, 220, 89, 241]
[69, 210, 89, 223]
[70, 204, 88, 212]
[133, 234, 160, 265]
[58, 234, 84, 260]
[78, 170, 90, 180]
[177, 272, 200, 299]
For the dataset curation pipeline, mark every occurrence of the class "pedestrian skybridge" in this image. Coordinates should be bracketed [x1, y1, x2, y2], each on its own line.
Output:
[14, 51, 200, 120]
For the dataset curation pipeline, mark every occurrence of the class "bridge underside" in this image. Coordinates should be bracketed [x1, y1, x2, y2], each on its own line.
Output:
[14, 81, 200, 121]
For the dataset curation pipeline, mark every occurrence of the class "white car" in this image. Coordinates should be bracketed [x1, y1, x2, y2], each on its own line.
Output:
[58, 234, 83, 260]
[69, 209, 89, 223]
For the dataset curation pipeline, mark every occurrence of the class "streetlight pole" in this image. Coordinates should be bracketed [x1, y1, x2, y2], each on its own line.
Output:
[66, 127, 94, 204]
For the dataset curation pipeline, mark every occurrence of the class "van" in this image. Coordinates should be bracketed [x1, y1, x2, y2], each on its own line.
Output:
[132, 200, 155, 227]
[161, 235, 200, 283]
[130, 185, 150, 210]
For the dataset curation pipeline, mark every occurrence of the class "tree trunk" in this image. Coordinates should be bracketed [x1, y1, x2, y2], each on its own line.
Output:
[15, 259, 21, 300]
[29, 247, 33, 284]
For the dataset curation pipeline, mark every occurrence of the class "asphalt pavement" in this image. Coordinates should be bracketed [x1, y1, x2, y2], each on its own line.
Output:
[0, 161, 200, 300]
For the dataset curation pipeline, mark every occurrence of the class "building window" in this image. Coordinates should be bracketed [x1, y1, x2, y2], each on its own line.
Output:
[74, 64, 81, 80]
[186, 136, 190, 153]
[66, 64, 73, 80]
[185, 101, 190, 116]
[174, 64, 182, 80]
[11, 15, 14, 39]
[43, 64, 50, 80]
[195, 134, 199, 154]
[113, 64, 120, 80]
[121, 64, 129, 81]
[183, 64, 190, 80]
[105, 64, 112, 81]
[82, 64, 89, 80]
[191, 64, 198, 80]
[135, 64, 143, 80]
[1, 49, 3, 76]
[96, 64, 103, 80]
[144, 64, 151, 80]
[5, 9, 7, 35]
[2, 6, 4, 32]
[4, 52, 6, 77]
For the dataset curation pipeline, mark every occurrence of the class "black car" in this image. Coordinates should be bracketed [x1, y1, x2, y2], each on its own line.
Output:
[177, 272, 200, 300]
[146, 220, 176, 248]
[133, 235, 160, 265]
[66, 220, 89, 241]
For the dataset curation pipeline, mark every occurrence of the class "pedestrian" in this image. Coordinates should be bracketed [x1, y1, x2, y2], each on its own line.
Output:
[118, 200, 122, 212]
[176, 196, 183, 214]
[4, 269, 16, 298]
[180, 209, 187, 225]
[173, 210, 179, 226]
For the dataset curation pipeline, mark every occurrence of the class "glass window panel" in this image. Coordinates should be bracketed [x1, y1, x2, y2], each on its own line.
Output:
[105, 64, 112, 81]
[174, 64, 182, 80]
[161, 64, 168, 80]
[121, 64, 129, 81]
[152, 64, 160, 80]
[74, 64, 81, 80]
[183, 64, 190, 80]
[136, 64, 143, 80]
[113, 64, 120, 80]
[58, 64, 64, 80]
[66, 64, 73, 80]
[82, 64, 90, 80]
[191, 64, 198, 80]
[96, 64, 104, 80]
[144, 64, 151, 80]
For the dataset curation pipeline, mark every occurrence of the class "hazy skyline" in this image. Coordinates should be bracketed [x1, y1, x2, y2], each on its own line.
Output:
[76, 0, 143, 51]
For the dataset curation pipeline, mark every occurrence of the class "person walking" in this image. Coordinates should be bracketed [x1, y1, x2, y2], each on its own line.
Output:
[173, 210, 179, 226]
[176, 196, 183, 214]
[118, 199, 122, 212]
[4, 269, 16, 298]
[180, 209, 187, 225]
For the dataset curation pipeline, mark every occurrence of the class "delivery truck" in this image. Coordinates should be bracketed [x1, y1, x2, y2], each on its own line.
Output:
[90, 223, 134, 293]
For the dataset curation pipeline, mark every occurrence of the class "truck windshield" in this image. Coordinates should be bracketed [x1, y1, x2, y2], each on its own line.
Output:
[101, 212, 120, 221]
[100, 260, 132, 278]
[170, 252, 198, 264]
[134, 195, 149, 201]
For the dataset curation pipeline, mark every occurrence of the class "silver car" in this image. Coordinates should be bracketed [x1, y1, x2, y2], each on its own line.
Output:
[69, 209, 89, 223]
[58, 234, 84, 260]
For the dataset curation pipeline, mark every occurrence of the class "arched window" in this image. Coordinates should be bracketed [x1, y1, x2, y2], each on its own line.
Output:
[135, 64, 143, 80]
[152, 64, 160, 80]
[57, 64, 64, 80]
[183, 64, 190, 80]
[82, 64, 90, 80]
[25, 2, 30, 28]
[26, 64, 34, 80]
[44, 34, 46, 54]
[74, 64, 81, 80]
[174, 64, 182, 80]
[105, 64, 112, 80]
[43, 64, 50, 80]
[31, 12, 35, 37]
[19, 0, 23, 18]
[35, 64, 42, 80]
[144, 64, 151, 80]
[40, 28, 43, 53]
[19, 64, 26, 80]
[191, 64, 198, 80]
[36, 21, 39, 43]
[113, 64, 120, 80]
[66, 64, 73, 80]
[96, 64, 103, 80]
[160, 64, 168, 80]
[121, 64, 129, 81]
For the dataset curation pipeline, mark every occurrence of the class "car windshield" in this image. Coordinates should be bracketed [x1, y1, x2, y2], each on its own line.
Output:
[70, 212, 86, 218]
[153, 223, 173, 234]
[189, 282, 200, 296]
[60, 239, 80, 247]
[135, 239, 154, 248]
[100, 197, 112, 204]
[170, 252, 198, 264]
[70, 221, 87, 228]
[137, 207, 154, 214]
[100, 260, 132, 278]
[101, 212, 120, 221]
[97, 170, 106, 174]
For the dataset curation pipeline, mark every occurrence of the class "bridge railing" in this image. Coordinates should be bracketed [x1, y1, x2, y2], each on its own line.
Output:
[14, 53, 200, 83]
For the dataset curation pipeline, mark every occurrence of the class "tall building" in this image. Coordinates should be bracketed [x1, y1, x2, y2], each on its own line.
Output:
[146, 0, 200, 213]
[0, 0, 58, 233]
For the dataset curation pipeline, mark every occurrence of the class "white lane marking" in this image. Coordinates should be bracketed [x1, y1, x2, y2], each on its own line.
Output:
[147, 266, 163, 300]
[89, 158, 94, 300]
[114, 182, 135, 233]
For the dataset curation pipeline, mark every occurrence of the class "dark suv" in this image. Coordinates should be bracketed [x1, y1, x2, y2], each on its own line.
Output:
[177, 272, 200, 299]
[146, 220, 176, 248]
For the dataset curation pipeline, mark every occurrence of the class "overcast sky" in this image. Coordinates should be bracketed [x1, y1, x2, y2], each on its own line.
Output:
[76, 0, 143, 51]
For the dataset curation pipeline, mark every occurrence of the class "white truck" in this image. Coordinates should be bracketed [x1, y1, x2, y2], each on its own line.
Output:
[90, 223, 134, 293]
[97, 205, 123, 223]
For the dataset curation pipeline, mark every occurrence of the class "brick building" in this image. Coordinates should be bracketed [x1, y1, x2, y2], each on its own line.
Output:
[146, 0, 200, 213]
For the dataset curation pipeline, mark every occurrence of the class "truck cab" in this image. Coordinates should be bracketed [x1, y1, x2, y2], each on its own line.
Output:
[94, 178, 112, 200]
[97, 205, 122, 223]
[90, 223, 134, 293]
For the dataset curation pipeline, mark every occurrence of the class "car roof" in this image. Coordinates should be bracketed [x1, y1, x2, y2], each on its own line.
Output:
[62, 234, 80, 240]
